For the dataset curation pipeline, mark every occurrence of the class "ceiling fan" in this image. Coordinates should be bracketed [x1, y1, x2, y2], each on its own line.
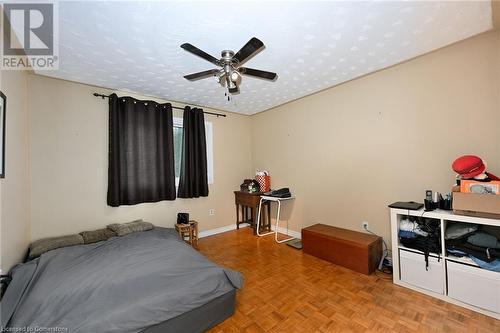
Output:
[180, 37, 277, 95]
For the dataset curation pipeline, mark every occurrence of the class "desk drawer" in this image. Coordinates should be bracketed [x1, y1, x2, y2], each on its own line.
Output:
[235, 193, 260, 207]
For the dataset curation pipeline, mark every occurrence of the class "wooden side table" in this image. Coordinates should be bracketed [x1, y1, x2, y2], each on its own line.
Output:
[234, 191, 271, 235]
[175, 220, 199, 249]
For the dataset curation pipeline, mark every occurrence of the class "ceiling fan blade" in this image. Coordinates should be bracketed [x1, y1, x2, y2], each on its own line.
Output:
[183, 69, 219, 81]
[181, 43, 220, 66]
[239, 67, 277, 81]
[233, 37, 264, 64]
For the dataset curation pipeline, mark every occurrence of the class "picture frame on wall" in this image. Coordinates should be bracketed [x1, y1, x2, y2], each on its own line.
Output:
[0, 91, 5, 178]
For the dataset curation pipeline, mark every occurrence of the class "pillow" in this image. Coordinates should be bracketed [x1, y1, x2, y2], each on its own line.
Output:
[79, 228, 117, 244]
[106, 220, 154, 236]
[28, 234, 84, 260]
[445, 223, 478, 240]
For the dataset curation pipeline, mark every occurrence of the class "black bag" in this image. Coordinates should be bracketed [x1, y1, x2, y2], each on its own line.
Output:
[399, 218, 441, 270]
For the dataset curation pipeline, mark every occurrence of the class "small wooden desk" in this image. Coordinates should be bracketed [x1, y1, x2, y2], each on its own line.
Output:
[234, 191, 271, 235]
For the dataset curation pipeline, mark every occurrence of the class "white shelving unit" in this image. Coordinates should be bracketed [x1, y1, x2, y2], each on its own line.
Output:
[390, 208, 500, 319]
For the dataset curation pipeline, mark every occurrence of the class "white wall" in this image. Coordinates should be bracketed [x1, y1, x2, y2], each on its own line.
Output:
[28, 75, 253, 241]
[251, 30, 500, 245]
[0, 69, 31, 271]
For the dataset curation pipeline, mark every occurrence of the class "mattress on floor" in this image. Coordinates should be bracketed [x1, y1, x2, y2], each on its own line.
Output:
[2, 227, 242, 333]
[140, 289, 236, 333]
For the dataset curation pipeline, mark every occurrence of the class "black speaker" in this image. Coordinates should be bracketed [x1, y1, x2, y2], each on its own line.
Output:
[177, 213, 189, 224]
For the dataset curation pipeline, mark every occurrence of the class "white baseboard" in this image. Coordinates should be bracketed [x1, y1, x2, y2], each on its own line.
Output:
[199, 223, 301, 239]
[271, 225, 302, 239]
[198, 223, 249, 238]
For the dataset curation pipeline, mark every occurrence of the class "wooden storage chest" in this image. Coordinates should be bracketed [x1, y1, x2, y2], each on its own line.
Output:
[302, 224, 382, 275]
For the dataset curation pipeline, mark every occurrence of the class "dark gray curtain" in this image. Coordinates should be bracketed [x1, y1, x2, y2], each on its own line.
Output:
[107, 94, 176, 206]
[178, 106, 209, 198]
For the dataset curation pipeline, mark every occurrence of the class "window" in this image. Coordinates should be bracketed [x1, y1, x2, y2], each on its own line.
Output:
[173, 117, 213, 185]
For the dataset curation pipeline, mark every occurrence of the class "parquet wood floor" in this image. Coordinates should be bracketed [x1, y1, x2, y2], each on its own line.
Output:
[199, 227, 500, 333]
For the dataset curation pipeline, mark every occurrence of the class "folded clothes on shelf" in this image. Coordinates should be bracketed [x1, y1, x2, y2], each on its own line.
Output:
[469, 256, 500, 272]
[399, 218, 441, 270]
[445, 227, 500, 270]
[399, 230, 418, 239]
[467, 232, 500, 249]
[399, 219, 428, 237]
[482, 225, 500, 241]
[447, 238, 500, 262]
[447, 248, 468, 257]
[445, 223, 478, 240]
[447, 242, 500, 272]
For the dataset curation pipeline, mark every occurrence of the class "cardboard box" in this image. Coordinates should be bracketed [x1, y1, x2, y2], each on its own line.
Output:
[453, 192, 500, 220]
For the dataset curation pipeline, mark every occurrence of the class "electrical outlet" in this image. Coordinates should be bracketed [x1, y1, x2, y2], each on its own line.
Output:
[362, 222, 369, 231]
[209, 209, 215, 216]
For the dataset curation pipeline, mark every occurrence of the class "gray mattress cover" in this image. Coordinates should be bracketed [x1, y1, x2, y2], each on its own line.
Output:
[1, 228, 242, 333]
[140, 289, 236, 333]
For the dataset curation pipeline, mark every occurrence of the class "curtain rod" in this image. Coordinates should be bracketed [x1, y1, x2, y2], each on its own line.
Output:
[93, 93, 227, 118]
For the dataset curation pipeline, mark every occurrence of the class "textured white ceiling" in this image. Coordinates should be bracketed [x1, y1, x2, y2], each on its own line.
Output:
[35, 1, 492, 115]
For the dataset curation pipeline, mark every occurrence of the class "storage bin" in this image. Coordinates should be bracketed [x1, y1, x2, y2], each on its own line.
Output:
[302, 224, 382, 275]
[447, 260, 500, 313]
[399, 249, 443, 294]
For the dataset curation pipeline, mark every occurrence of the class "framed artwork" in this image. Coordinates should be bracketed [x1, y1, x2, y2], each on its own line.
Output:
[0, 91, 5, 178]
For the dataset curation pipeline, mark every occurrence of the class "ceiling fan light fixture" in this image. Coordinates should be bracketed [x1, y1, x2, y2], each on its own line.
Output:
[228, 85, 239, 94]
[181, 37, 277, 96]
[215, 70, 225, 83]
[226, 77, 239, 94]
[230, 70, 240, 83]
